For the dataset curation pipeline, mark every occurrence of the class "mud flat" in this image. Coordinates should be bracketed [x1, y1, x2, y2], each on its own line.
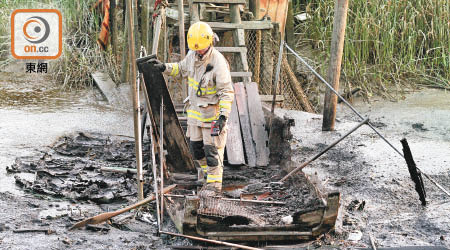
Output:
[276, 88, 450, 248]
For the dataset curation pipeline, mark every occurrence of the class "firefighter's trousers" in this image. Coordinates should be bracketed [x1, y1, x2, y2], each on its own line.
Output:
[188, 125, 227, 192]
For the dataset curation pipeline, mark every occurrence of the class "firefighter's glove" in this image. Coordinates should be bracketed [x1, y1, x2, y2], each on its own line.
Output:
[148, 59, 166, 72]
[215, 115, 227, 134]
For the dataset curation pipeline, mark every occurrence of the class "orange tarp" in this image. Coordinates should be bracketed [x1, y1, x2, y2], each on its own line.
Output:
[258, 0, 288, 35]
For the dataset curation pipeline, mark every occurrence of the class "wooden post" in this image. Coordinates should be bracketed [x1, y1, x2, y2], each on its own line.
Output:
[254, 30, 261, 85]
[126, 0, 144, 200]
[120, 2, 130, 83]
[110, 0, 118, 58]
[285, 0, 296, 68]
[141, 0, 150, 51]
[322, 0, 348, 131]
[249, 0, 260, 19]
[177, 0, 187, 98]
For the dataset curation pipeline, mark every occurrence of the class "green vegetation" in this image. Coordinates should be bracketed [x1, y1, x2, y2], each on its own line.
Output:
[295, 0, 450, 97]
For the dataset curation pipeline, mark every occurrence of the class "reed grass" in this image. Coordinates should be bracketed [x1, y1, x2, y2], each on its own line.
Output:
[295, 0, 450, 97]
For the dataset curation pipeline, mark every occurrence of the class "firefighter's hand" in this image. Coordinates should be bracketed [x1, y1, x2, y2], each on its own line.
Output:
[148, 59, 166, 72]
[216, 115, 227, 133]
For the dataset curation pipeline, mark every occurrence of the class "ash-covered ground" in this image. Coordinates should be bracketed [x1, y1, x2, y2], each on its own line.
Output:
[275, 88, 450, 248]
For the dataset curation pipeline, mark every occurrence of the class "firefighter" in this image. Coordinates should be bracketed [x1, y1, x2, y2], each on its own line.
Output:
[148, 21, 234, 196]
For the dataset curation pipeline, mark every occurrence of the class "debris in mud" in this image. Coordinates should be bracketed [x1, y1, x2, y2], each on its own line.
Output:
[0, 223, 8, 232]
[412, 122, 428, 132]
[7, 132, 153, 204]
[13, 228, 55, 235]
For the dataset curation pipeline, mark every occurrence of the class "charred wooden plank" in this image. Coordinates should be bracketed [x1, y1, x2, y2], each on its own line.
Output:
[312, 192, 340, 237]
[182, 196, 200, 235]
[138, 62, 195, 173]
[292, 207, 325, 228]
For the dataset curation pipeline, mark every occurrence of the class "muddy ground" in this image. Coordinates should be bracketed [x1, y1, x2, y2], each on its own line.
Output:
[0, 61, 449, 249]
[276, 89, 450, 248]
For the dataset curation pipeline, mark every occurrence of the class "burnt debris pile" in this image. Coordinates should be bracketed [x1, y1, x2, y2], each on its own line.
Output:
[7, 132, 152, 204]
[221, 165, 326, 225]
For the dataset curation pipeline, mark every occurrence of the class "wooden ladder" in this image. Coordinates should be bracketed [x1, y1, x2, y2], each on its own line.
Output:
[190, 0, 252, 83]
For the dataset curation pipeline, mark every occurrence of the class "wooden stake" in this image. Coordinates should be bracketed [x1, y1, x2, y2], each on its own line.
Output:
[322, 0, 349, 131]
[127, 0, 144, 200]
[110, 0, 118, 58]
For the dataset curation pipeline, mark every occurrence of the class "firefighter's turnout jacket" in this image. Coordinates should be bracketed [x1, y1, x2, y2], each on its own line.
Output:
[164, 47, 234, 126]
[163, 47, 234, 192]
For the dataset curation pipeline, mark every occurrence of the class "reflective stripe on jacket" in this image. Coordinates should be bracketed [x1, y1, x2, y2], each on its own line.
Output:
[164, 47, 234, 128]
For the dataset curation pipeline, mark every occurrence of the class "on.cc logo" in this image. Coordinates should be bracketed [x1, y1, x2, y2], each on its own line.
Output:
[11, 9, 62, 59]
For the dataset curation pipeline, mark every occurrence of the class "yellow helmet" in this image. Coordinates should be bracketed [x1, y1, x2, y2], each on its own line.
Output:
[187, 22, 213, 51]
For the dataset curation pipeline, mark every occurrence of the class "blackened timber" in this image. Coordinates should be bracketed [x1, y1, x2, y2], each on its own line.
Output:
[401, 138, 426, 206]
[139, 63, 196, 173]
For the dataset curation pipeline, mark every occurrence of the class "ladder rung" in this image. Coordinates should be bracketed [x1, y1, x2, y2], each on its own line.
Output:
[206, 21, 273, 30]
[193, 0, 246, 4]
[215, 47, 247, 53]
[231, 72, 252, 77]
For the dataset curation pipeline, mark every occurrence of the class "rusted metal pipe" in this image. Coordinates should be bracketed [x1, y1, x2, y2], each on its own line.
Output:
[159, 231, 263, 250]
[280, 118, 369, 182]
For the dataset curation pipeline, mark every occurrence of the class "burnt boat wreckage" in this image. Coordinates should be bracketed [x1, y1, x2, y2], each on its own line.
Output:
[135, 60, 341, 243]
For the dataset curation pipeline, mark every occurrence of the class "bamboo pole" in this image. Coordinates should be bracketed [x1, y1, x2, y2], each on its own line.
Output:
[322, 0, 349, 131]
[177, 0, 187, 98]
[126, 0, 144, 201]
[133, 0, 140, 58]
[159, 98, 165, 226]
[141, 0, 150, 51]
[152, 11, 163, 55]
[120, 2, 130, 83]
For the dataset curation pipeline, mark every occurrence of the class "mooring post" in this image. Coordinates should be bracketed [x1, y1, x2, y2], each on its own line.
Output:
[322, 0, 349, 131]
[127, 0, 144, 200]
